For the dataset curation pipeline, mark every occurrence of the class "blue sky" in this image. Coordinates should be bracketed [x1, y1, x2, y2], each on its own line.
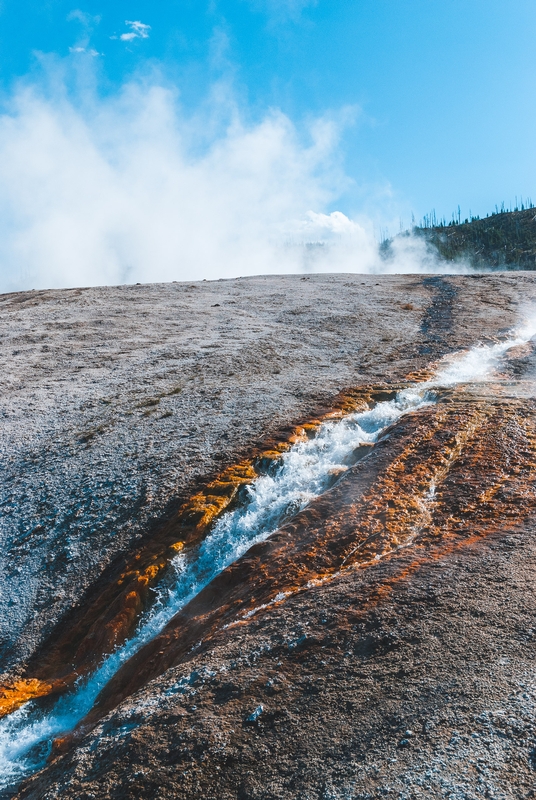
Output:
[0, 1, 534, 288]
[3, 0, 535, 222]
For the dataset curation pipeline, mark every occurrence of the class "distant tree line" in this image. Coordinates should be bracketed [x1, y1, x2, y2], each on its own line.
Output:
[412, 200, 536, 270]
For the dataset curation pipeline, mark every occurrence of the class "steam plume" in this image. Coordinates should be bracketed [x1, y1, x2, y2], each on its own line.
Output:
[0, 68, 461, 292]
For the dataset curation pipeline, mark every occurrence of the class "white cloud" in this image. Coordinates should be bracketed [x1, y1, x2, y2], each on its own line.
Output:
[0, 65, 458, 293]
[119, 21, 151, 42]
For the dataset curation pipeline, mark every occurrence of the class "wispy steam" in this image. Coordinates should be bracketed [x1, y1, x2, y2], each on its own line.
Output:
[0, 63, 461, 293]
[67, 11, 102, 58]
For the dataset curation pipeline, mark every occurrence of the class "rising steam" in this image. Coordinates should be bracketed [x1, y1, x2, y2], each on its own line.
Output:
[0, 66, 462, 292]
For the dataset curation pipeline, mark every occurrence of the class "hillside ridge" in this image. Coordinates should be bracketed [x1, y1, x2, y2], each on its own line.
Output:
[413, 207, 536, 270]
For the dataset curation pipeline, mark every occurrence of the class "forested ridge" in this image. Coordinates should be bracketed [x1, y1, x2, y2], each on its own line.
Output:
[413, 207, 536, 270]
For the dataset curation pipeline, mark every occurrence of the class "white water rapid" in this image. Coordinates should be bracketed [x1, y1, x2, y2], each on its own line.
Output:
[0, 324, 534, 792]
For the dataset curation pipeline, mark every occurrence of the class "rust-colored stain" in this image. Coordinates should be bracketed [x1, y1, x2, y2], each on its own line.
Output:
[5, 379, 536, 739]
[0, 385, 376, 718]
[75, 392, 536, 734]
[0, 680, 56, 718]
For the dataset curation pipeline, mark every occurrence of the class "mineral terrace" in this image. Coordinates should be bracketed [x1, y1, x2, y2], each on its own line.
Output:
[2, 273, 536, 799]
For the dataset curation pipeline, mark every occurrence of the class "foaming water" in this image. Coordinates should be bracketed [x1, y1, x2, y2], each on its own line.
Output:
[432, 329, 536, 386]
[0, 325, 533, 791]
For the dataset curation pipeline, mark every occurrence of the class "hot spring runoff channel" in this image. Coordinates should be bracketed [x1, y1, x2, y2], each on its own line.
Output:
[0, 329, 534, 791]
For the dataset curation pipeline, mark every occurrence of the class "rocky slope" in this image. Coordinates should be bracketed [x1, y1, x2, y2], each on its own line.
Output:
[1, 273, 536, 799]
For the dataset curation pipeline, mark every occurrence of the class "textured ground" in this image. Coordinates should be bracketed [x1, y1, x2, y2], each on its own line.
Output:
[1, 272, 522, 674]
[0, 273, 428, 672]
[19, 525, 536, 800]
[2, 273, 536, 799]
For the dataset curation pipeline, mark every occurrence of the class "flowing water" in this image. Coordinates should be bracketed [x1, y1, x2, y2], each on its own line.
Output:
[0, 326, 534, 792]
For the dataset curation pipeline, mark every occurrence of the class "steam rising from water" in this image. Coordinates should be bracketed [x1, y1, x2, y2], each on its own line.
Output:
[0, 70, 463, 293]
[432, 319, 536, 386]
[0, 326, 533, 790]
